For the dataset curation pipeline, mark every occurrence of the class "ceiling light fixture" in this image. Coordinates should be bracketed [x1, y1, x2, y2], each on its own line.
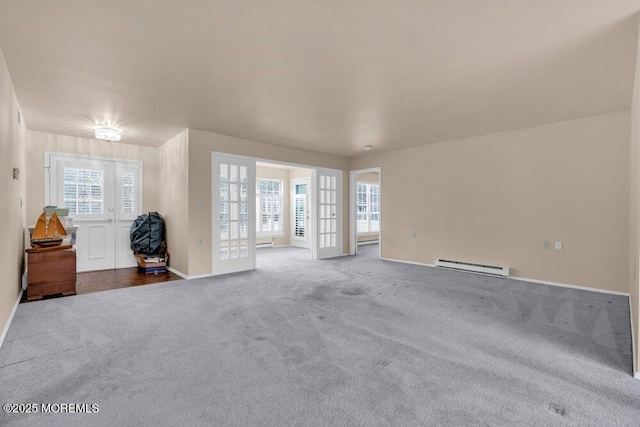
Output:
[94, 125, 121, 142]
[363, 145, 373, 151]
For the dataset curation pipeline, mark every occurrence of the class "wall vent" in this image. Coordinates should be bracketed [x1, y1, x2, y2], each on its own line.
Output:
[435, 258, 509, 278]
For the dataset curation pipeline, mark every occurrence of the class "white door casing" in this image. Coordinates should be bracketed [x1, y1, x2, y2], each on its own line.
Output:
[291, 178, 311, 249]
[47, 153, 142, 272]
[212, 153, 256, 275]
[315, 168, 342, 259]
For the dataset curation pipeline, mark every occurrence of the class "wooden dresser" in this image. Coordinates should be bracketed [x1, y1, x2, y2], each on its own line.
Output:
[26, 248, 77, 301]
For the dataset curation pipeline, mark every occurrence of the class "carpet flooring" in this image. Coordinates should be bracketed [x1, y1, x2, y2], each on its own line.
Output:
[1, 245, 639, 426]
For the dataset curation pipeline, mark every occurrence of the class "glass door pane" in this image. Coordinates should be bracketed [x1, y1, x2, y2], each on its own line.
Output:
[315, 170, 341, 259]
[213, 154, 256, 275]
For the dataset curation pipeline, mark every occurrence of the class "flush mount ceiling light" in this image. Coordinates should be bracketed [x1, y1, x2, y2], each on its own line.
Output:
[363, 145, 373, 151]
[94, 125, 121, 142]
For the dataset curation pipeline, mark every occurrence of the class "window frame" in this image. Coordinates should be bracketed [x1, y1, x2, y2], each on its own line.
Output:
[116, 161, 142, 221]
[356, 182, 380, 235]
[256, 178, 285, 237]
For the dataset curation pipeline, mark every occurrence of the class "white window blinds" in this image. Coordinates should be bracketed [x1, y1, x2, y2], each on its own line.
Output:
[356, 183, 379, 234]
[256, 179, 283, 236]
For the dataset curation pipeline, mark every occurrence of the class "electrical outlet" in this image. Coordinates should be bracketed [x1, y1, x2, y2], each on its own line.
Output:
[555, 241, 562, 250]
[412, 231, 417, 238]
[543, 241, 551, 249]
[198, 238, 203, 246]
[196, 200, 202, 208]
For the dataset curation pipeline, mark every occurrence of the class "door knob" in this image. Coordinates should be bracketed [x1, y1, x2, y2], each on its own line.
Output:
[108, 219, 113, 223]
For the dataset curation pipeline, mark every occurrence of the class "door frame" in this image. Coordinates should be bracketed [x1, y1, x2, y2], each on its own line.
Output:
[44, 152, 143, 271]
[240, 156, 319, 260]
[211, 153, 346, 274]
[349, 167, 381, 257]
[291, 177, 311, 249]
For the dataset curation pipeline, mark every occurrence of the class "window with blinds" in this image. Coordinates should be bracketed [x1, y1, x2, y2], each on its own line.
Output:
[256, 179, 283, 236]
[123, 171, 135, 215]
[356, 183, 380, 234]
[63, 167, 105, 215]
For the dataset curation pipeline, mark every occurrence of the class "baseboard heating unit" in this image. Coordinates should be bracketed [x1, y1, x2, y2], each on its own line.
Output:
[256, 242, 274, 248]
[435, 259, 509, 278]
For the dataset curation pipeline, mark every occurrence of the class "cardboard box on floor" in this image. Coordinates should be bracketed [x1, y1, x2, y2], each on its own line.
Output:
[135, 251, 169, 273]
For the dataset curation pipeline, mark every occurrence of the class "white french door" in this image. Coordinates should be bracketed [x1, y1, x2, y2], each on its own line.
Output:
[315, 168, 342, 259]
[212, 154, 256, 275]
[47, 154, 141, 272]
[291, 178, 311, 249]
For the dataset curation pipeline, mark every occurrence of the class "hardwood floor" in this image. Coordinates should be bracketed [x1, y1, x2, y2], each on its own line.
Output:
[22, 268, 182, 302]
[76, 268, 182, 295]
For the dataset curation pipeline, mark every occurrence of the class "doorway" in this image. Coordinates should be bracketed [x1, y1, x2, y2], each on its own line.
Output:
[212, 154, 344, 276]
[291, 178, 311, 249]
[46, 153, 142, 272]
[254, 161, 314, 257]
[349, 167, 381, 257]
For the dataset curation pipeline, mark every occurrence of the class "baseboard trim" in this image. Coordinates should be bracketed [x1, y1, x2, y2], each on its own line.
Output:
[0, 289, 23, 350]
[167, 267, 216, 280]
[380, 257, 435, 268]
[167, 267, 188, 280]
[515, 277, 630, 297]
[380, 258, 628, 296]
[187, 273, 216, 280]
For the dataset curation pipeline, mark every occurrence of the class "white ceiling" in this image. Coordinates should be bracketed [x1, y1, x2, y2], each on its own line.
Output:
[0, 1, 638, 157]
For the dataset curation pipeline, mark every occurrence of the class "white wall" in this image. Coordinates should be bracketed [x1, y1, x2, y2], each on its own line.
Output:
[0, 48, 27, 340]
[158, 130, 189, 275]
[351, 112, 630, 293]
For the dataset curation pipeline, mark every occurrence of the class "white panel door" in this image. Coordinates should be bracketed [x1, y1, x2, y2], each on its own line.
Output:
[52, 158, 116, 272]
[291, 178, 311, 249]
[315, 168, 342, 259]
[212, 154, 256, 275]
[48, 155, 142, 272]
